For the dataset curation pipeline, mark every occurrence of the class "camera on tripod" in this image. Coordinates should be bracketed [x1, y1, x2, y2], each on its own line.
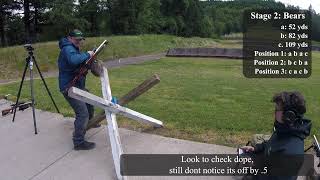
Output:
[23, 44, 34, 52]
[11, 43, 60, 134]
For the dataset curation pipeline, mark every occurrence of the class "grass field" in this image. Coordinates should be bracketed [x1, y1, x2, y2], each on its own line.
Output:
[0, 34, 235, 80]
[313, 41, 320, 46]
[0, 52, 319, 147]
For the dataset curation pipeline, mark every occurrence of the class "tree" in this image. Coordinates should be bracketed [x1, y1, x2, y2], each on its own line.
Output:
[23, 0, 31, 42]
[78, 0, 109, 36]
[6, 16, 25, 45]
[160, 0, 188, 35]
[11, 0, 52, 43]
[2, 0, 320, 46]
[110, 0, 160, 34]
[183, 0, 203, 37]
[41, 0, 88, 41]
[310, 5, 320, 41]
[0, 0, 20, 46]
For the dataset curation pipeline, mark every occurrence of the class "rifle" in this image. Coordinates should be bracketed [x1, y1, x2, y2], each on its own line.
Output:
[65, 40, 108, 93]
[2, 102, 32, 116]
[305, 135, 320, 167]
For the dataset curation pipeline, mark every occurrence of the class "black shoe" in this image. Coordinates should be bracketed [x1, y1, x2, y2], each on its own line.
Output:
[74, 141, 96, 150]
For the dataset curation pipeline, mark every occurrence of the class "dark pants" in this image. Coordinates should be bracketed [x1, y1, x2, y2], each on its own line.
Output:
[63, 92, 94, 146]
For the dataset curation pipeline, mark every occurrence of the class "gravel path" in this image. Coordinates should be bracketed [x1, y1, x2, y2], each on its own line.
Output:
[0, 53, 166, 85]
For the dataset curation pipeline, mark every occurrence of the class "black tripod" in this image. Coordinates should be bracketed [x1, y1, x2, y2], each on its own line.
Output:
[12, 44, 60, 134]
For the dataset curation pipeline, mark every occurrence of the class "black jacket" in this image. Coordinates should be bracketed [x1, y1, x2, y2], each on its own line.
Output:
[253, 118, 312, 180]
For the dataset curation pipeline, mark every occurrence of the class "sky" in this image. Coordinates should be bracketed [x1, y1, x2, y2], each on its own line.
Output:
[275, 0, 320, 13]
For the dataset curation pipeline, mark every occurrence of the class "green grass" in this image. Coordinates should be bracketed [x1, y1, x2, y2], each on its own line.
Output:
[222, 33, 243, 40]
[1, 52, 319, 147]
[0, 34, 221, 80]
[313, 41, 320, 46]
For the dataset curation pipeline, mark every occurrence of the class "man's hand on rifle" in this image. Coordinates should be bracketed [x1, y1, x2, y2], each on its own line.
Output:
[240, 146, 255, 153]
[87, 51, 94, 58]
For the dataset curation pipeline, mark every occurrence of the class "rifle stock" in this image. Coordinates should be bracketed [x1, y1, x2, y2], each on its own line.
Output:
[2, 102, 32, 117]
[2, 109, 12, 116]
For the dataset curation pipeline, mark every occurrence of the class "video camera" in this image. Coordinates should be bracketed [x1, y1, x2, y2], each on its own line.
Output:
[23, 44, 34, 52]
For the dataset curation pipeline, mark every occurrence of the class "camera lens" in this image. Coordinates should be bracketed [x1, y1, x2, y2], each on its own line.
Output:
[24, 44, 34, 51]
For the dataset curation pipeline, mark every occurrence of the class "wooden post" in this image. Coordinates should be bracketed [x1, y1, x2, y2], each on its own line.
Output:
[118, 74, 160, 105]
[86, 74, 160, 130]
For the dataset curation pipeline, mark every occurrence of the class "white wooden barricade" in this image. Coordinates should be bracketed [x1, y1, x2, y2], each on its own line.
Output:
[68, 67, 163, 180]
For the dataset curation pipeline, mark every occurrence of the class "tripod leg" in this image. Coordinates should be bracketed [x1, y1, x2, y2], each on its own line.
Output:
[12, 61, 28, 122]
[29, 59, 38, 134]
[33, 59, 60, 113]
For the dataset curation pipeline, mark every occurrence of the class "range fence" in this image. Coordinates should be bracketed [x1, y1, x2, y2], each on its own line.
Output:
[166, 48, 243, 59]
[166, 46, 320, 59]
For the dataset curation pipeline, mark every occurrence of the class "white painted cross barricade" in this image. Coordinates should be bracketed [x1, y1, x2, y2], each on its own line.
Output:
[68, 67, 163, 180]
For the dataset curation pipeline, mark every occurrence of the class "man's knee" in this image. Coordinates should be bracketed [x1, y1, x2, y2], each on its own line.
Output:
[71, 101, 90, 126]
[75, 109, 89, 119]
[70, 100, 89, 117]
[86, 103, 94, 120]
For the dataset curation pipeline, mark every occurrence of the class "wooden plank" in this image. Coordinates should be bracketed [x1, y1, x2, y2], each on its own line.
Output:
[68, 87, 107, 109]
[114, 105, 163, 127]
[68, 87, 163, 127]
[86, 113, 105, 130]
[86, 74, 160, 130]
[100, 67, 125, 180]
[118, 74, 160, 105]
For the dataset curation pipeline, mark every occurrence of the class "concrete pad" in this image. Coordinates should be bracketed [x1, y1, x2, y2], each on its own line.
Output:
[0, 99, 241, 180]
[31, 128, 239, 180]
[31, 128, 118, 180]
[0, 100, 102, 180]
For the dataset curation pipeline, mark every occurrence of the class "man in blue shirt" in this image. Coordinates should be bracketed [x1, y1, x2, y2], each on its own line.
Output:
[58, 29, 96, 150]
